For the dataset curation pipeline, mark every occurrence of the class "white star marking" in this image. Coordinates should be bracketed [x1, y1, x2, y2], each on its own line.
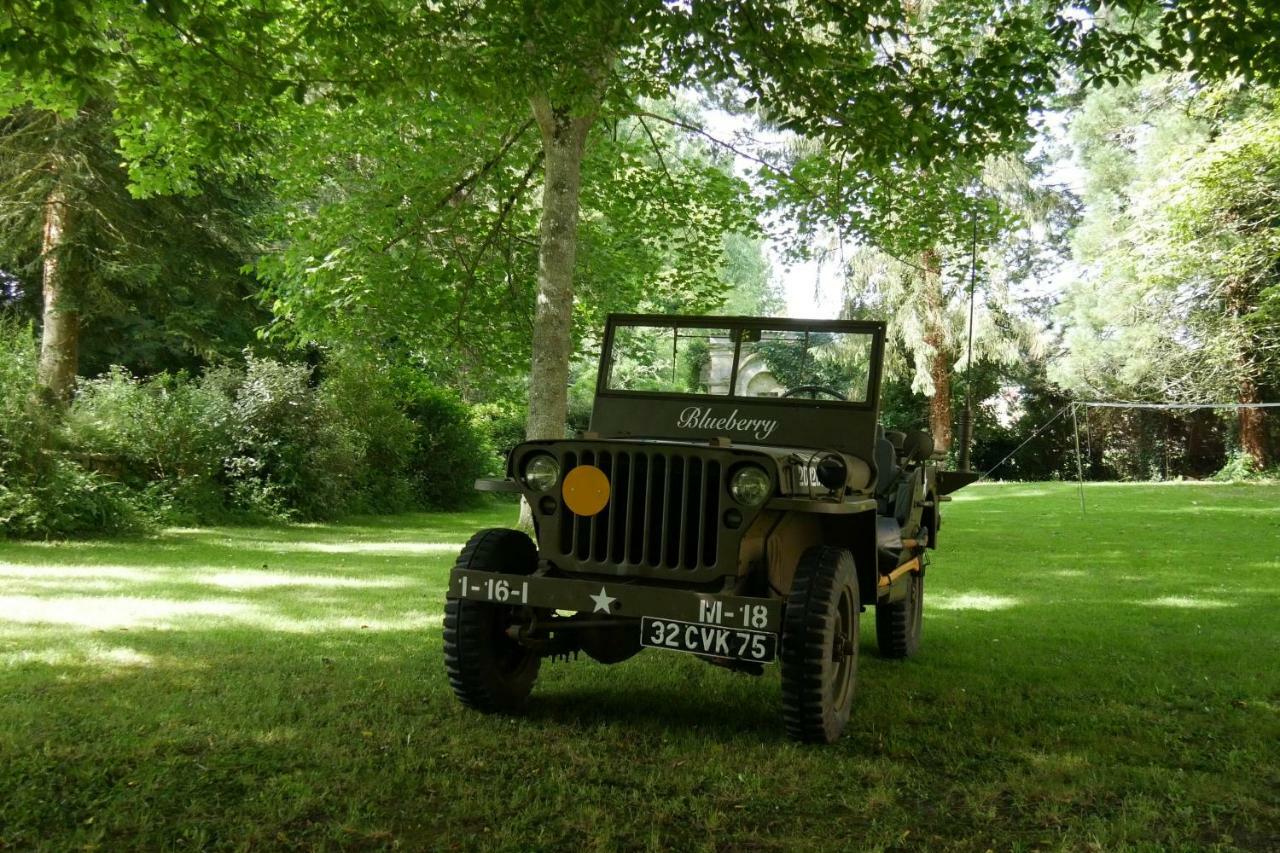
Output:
[588, 586, 616, 613]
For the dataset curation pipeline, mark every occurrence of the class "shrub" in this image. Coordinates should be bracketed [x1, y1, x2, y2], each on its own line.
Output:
[0, 317, 141, 538]
[470, 400, 527, 475]
[224, 356, 361, 520]
[0, 316, 46, 474]
[0, 459, 142, 538]
[64, 357, 367, 524]
[1213, 450, 1277, 483]
[65, 367, 235, 521]
[397, 377, 491, 509]
[1, 318, 494, 535]
[320, 359, 416, 513]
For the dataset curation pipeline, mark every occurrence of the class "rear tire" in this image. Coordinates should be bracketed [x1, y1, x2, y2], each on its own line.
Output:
[780, 546, 860, 744]
[876, 563, 923, 659]
[443, 529, 541, 713]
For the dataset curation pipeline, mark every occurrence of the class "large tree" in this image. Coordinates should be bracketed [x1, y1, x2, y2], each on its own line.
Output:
[255, 94, 756, 401]
[0, 103, 262, 402]
[0, 0, 1092, 429]
[1055, 75, 1279, 467]
[6, 0, 1273, 435]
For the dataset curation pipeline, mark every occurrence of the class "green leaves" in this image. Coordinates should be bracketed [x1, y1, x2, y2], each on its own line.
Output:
[1056, 76, 1280, 404]
[255, 92, 756, 396]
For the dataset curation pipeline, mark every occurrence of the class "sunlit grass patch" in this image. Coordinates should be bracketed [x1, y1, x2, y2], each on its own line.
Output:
[0, 642, 155, 669]
[1137, 595, 1238, 609]
[930, 592, 1021, 611]
[0, 484, 1276, 850]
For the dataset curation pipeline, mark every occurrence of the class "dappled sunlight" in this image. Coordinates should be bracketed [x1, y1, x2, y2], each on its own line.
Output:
[1, 642, 154, 670]
[1136, 596, 1237, 609]
[201, 570, 416, 590]
[1146, 505, 1280, 516]
[1022, 750, 1092, 772]
[955, 483, 1057, 500]
[0, 483, 1275, 849]
[0, 592, 441, 634]
[0, 563, 161, 582]
[245, 540, 462, 556]
[259, 613, 443, 633]
[0, 562, 418, 594]
[3, 577, 129, 593]
[932, 593, 1021, 611]
[0, 595, 257, 629]
[10, 539, 143, 550]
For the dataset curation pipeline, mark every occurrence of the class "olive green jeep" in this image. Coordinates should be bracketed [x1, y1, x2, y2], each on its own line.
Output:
[444, 314, 976, 743]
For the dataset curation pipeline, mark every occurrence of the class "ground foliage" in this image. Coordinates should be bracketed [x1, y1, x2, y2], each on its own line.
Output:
[0, 321, 496, 538]
[0, 484, 1275, 849]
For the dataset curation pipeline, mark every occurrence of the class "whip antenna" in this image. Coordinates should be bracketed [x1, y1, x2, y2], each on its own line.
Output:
[958, 210, 978, 471]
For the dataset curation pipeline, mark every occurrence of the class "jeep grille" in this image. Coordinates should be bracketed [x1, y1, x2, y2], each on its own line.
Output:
[546, 446, 730, 579]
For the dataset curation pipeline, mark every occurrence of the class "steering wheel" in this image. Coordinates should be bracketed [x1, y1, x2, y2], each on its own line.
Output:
[781, 385, 846, 401]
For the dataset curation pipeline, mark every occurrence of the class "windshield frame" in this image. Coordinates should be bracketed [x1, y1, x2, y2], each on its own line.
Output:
[596, 314, 885, 411]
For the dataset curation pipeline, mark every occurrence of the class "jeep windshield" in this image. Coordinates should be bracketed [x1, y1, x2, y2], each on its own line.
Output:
[603, 319, 875, 404]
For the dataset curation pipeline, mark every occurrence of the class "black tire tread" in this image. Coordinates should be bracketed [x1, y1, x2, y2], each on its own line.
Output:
[876, 560, 923, 659]
[442, 528, 540, 713]
[780, 546, 858, 744]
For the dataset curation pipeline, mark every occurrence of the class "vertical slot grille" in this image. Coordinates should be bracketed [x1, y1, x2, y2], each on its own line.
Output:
[558, 447, 723, 573]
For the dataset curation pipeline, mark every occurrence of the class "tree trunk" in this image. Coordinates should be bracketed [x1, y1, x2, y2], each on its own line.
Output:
[517, 94, 599, 529]
[1225, 276, 1270, 469]
[37, 183, 78, 405]
[919, 249, 953, 453]
[1237, 373, 1270, 469]
[524, 96, 594, 444]
[928, 347, 953, 454]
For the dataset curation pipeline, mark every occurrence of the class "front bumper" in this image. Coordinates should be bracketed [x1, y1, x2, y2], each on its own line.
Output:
[446, 569, 782, 633]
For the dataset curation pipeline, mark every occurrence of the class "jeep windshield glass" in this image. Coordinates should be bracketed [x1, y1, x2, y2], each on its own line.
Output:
[605, 322, 874, 403]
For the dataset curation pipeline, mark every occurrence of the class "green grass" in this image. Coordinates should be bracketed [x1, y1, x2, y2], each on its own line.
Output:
[1, 483, 1277, 851]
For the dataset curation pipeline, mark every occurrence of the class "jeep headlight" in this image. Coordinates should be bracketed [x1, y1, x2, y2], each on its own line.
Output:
[729, 465, 771, 507]
[522, 454, 560, 491]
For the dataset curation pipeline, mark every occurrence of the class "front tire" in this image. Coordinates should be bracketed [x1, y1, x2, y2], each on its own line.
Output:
[780, 546, 860, 744]
[443, 529, 541, 713]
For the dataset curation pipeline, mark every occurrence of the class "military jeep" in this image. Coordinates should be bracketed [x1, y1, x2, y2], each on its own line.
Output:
[444, 315, 976, 743]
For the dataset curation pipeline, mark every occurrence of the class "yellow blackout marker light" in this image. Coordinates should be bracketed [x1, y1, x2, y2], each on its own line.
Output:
[562, 465, 610, 517]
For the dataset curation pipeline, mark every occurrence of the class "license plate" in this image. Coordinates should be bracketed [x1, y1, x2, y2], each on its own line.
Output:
[641, 617, 777, 663]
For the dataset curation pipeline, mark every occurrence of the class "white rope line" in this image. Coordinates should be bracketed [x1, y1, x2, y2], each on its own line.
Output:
[976, 399, 1274, 492]
[979, 401, 1076, 481]
[1079, 401, 1280, 409]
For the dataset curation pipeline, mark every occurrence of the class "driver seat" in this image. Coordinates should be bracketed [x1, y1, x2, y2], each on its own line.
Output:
[874, 424, 908, 567]
[874, 424, 900, 502]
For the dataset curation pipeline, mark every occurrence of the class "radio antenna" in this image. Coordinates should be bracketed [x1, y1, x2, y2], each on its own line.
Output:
[958, 210, 978, 471]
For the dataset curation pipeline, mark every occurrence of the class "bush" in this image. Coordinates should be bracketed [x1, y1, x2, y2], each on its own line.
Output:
[470, 400, 526, 475]
[223, 357, 362, 520]
[1, 318, 495, 535]
[0, 316, 43, 477]
[0, 317, 142, 538]
[1213, 450, 1278, 482]
[64, 357, 363, 523]
[320, 360, 416, 513]
[0, 459, 143, 538]
[397, 377, 491, 509]
[65, 367, 235, 521]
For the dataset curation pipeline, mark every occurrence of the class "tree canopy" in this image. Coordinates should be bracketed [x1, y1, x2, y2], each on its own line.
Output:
[1, 0, 1276, 485]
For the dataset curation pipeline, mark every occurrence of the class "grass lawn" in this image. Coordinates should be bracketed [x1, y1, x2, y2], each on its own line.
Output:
[1, 482, 1277, 850]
